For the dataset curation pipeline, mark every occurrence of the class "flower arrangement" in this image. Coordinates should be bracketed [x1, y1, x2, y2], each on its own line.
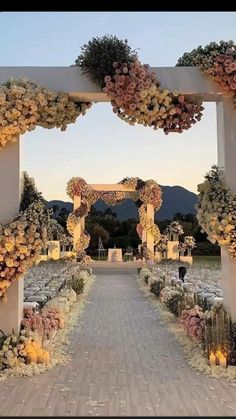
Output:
[77, 35, 203, 135]
[137, 204, 161, 250]
[156, 234, 168, 254]
[66, 177, 90, 200]
[74, 202, 89, 219]
[178, 242, 186, 252]
[47, 218, 72, 246]
[75, 231, 90, 254]
[160, 285, 184, 316]
[184, 235, 196, 249]
[0, 329, 50, 369]
[165, 221, 184, 240]
[99, 191, 126, 206]
[138, 180, 162, 210]
[196, 165, 236, 259]
[0, 200, 50, 300]
[0, 78, 92, 149]
[177, 40, 236, 104]
[66, 213, 78, 237]
[21, 306, 64, 341]
[136, 223, 144, 240]
[150, 275, 166, 297]
[181, 305, 205, 341]
[184, 236, 196, 250]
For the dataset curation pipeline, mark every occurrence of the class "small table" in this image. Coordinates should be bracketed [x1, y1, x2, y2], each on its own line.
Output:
[107, 248, 123, 262]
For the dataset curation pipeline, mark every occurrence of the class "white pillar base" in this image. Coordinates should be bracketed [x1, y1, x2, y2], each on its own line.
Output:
[179, 255, 193, 265]
[0, 279, 24, 335]
[47, 240, 61, 260]
[167, 241, 179, 260]
[221, 247, 236, 321]
[0, 140, 23, 336]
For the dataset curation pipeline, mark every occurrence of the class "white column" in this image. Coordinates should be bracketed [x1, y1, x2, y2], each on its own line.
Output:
[73, 195, 83, 250]
[0, 140, 23, 335]
[217, 98, 236, 321]
[146, 204, 154, 254]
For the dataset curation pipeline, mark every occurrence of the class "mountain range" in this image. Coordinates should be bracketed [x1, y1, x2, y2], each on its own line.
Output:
[47, 185, 198, 221]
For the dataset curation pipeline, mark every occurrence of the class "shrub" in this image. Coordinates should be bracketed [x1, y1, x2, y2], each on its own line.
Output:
[150, 277, 165, 298]
[69, 275, 85, 295]
[161, 286, 185, 316]
[76, 35, 137, 87]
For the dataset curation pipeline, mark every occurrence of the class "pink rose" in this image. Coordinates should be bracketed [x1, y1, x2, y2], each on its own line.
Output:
[104, 75, 112, 83]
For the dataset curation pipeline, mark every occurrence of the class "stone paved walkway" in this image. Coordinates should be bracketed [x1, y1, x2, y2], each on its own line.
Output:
[1, 262, 236, 416]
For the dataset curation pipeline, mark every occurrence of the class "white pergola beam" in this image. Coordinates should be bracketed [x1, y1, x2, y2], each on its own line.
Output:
[0, 66, 223, 102]
[89, 184, 134, 192]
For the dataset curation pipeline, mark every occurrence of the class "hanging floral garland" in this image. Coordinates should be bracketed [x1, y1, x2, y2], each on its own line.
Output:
[74, 202, 89, 219]
[76, 231, 90, 254]
[66, 213, 78, 237]
[138, 179, 162, 210]
[99, 191, 126, 206]
[77, 35, 204, 134]
[196, 165, 236, 259]
[0, 200, 50, 300]
[0, 79, 92, 149]
[137, 204, 161, 247]
[176, 40, 236, 105]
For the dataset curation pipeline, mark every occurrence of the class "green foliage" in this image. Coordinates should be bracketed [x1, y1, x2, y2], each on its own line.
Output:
[150, 278, 165, 297]
[75, 35, 137, 87]
[69, 274, 84, 295]
[176, 40, 236, 67]
[165, 292, 185, 317]
[144, 274, 149, 284]
[89, 223, 109, 248]
[20, 172, 45, 211]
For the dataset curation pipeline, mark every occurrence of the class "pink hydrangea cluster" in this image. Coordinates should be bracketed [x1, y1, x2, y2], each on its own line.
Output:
[139, 181, 162, 210]
[136, 223, 144, 240]
[103, 60, 203, 134]
[66, 177, 89, 199]
[181, 305, 205, 341]
[205, 52, 236, 93]
[99, 191, 126, 206]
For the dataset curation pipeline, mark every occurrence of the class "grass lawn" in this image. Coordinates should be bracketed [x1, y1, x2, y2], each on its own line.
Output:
[193, 255, 221, 266]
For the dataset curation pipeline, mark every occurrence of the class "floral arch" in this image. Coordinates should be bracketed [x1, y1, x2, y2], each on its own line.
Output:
[1, 36, 236, 331]
[66, 177, 162, 259]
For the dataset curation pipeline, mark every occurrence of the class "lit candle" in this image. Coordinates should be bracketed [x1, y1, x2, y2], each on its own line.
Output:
[209, 351, 216, 366]
[219, 354, 227, 368]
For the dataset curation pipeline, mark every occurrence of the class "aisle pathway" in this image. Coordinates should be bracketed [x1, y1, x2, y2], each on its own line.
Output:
[0, 262, 236, 416]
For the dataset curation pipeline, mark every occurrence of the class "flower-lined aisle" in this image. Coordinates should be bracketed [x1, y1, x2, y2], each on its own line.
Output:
[138, 262, 236, 381]
[0, 260, 95, 380]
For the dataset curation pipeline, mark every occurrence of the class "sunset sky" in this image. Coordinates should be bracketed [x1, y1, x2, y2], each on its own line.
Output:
[1, 11, 236, 201]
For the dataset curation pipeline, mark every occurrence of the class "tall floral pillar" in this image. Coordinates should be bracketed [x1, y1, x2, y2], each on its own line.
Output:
[0, 140, 23, 335]
[165, 221, 183, 260]
[217, 97, 236, 321]
[146, 204, 154, 254]
[73, 195, 83, 250]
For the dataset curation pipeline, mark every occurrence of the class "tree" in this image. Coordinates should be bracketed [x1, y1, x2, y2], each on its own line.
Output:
[20, 172, 45, 211]
[89, 223, 109, 249]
